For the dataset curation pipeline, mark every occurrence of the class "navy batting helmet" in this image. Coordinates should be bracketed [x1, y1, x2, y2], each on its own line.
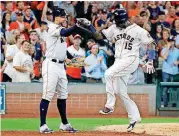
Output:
[113, 8, 128, 28]
[53, 8, 68, 18]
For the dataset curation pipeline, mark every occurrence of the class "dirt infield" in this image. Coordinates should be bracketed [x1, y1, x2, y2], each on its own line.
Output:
[96, 123, 179, 136]
[2, 131, 158, 136]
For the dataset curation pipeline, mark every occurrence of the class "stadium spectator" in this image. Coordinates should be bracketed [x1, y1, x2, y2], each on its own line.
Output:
[127, 2, 140, 18]
[157, 29, 170, 55]
[1, 33, 6, 65]
[8, 11, 31, 39]
[3, 34, 25, 82]
[13, 40, 33, 82]
[154, 24, 163, 44]
[59, 1, 76, 25]
[163, 1, 172, 15]
[29, 1, 45, 23]
[85, 4, 98, 25]
[66, 34, 85, 82]
[148, 1, 161, 23]
[95, 9, 112, 32]
[139, 11, 151, 32]
[86, 39, 108, 65]
[2, 2, 14, 20]
[29, 30, 43, 79]
[11, 1, 25, 21]
[161, 39, 179, 107]
[1, 12, 11, 31]
[23, 6, 39, 29]
[166, 6, 179, 25]
[67, 34, 85, 58]
[171, 19, 179, 39]
[84, 44, 107, 83]
[72, 1, 87, 18]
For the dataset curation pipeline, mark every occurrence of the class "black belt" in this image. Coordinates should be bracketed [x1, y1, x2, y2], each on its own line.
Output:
[51, 59, 64, 64]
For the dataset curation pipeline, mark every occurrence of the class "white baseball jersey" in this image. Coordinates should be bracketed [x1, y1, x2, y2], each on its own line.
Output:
[102, 23, 154, 59]
[42, 23, 67, 60]
[13, 51, 33, 82]
[4, 44, 20, 79]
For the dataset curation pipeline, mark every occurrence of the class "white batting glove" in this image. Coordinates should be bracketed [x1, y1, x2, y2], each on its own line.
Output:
[76, 18, 91, 26]
[142, 61, 155, 74]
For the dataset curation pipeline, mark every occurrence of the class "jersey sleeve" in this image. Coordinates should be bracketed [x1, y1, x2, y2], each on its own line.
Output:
[140, 29, 154, 45]
[102, 25, 115, 41]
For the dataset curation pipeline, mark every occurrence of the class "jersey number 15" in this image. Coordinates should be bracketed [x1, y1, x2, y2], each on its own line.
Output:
[124, 42, 132, 50]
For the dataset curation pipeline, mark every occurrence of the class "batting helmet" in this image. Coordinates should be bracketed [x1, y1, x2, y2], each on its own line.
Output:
[113, 8, 128, 28]
[53, 8, 68, 18]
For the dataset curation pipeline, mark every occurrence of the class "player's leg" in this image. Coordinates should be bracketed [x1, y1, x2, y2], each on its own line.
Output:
[56, 66, 78, 133]
[39, 60, 58, 133]
[100, 57, 138, 114]
[117, 75, 141, 124]
[99, 67, 117, 114]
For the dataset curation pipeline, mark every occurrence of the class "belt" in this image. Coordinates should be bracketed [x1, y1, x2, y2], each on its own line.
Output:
[50, 58, 64, 64]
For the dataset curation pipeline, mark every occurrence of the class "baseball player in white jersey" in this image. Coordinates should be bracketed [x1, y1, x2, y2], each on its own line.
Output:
[39, 8, 79, 133]
[77, 8, 155, 132]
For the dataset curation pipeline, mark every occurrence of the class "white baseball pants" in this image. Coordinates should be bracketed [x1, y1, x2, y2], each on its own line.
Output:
[104, 56, 141, 123]
[42, 58, 68, 101]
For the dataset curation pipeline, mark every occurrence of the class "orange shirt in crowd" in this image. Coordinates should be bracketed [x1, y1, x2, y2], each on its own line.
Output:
[166, 15, 179, 25]
[8, 21, 31, 39]
[30, 1, 45, 10]
[128, 8, 139, 18]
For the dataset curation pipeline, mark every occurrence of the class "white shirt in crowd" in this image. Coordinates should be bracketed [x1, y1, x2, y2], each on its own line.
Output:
[67, 45, 85, 58]
[4, 44, 20, 80]
[13, 51, 33, 82]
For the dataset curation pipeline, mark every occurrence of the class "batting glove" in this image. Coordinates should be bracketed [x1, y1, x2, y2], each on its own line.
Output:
[76, 18, 91, 27]
[143, 61, 155, 74]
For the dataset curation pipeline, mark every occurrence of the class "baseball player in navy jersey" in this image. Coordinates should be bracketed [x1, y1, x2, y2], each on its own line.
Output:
[77, 8, 156, 132]
[39, 9, 79, 133]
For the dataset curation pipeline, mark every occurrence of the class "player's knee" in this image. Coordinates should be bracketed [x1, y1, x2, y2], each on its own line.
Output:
[57, 92, 68, 99]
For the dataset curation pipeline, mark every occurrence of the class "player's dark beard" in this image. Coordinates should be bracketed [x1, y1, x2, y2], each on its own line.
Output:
[116, 21, 131, 29]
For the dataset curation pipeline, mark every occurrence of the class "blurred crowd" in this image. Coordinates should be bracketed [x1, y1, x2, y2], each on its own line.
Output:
[0, 1, 179, 84]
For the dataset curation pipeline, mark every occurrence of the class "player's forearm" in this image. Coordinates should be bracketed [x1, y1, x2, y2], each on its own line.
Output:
[13, 66, 28, 73]
[60, 25, 77, 37]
